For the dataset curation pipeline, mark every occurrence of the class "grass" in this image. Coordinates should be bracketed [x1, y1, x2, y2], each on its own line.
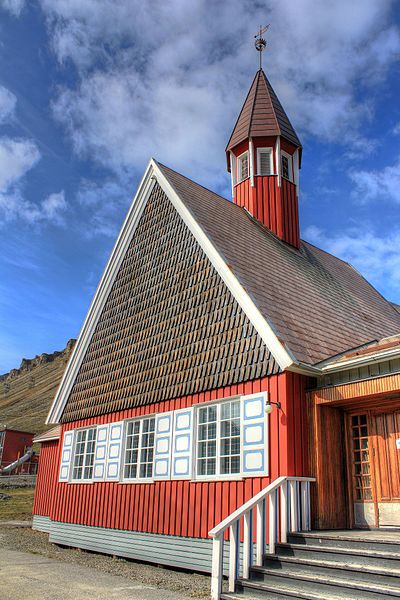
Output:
[0, 487, 34, 521]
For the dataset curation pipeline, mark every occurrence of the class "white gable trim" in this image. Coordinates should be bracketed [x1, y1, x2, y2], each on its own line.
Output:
[47, 159, 295, 424]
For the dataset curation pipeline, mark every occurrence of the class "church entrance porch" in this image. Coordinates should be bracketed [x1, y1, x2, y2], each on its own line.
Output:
[307, 376, 400, 531]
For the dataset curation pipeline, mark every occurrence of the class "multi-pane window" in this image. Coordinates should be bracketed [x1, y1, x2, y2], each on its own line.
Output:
[238, 152, 249, 182]
[281, 153, 292, 181]
[123, 417, 155, 480]
[257, 148, 273, 175]
[72, 427, 97, 480]
[351, 414, 372, 501]
[197, 400, 241, 477]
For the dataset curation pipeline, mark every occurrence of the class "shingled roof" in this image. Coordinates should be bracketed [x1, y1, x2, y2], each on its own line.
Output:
[60, 183, 279, 422]
[157, 162, 400, 366]
[226, 69, 302, 154]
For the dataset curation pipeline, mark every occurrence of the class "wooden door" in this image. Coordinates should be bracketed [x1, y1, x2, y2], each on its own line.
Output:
[372, 411, 400, 526]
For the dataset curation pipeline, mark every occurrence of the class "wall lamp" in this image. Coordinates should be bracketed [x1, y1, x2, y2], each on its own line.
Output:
[265, 399, 281, 414]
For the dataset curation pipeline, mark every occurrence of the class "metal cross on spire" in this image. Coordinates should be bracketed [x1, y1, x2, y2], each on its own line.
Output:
[254, 24, 270, 70]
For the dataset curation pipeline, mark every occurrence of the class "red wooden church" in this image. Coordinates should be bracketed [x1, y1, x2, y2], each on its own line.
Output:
[33, 59, 400, 599]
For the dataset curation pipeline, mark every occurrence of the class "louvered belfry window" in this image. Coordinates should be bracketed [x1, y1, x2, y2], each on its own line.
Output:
[238, 152, 249, 182]
[257, 148, 273, 176]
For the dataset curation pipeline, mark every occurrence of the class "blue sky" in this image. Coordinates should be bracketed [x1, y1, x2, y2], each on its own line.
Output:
[0, 0, 400, 373]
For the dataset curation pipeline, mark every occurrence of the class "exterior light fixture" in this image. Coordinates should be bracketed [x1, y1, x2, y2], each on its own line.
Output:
[265, 399, 281, 414]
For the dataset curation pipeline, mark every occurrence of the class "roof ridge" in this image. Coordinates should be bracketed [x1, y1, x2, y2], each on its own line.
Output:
[260, 69, 281, 134]
[225, 71, 259, 152]
[247, 70, 261, 140]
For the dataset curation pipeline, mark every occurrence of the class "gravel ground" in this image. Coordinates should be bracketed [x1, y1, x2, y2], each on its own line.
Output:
[0, 525, 211, 599]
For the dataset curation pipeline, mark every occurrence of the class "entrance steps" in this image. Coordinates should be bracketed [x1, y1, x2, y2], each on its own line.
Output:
[221, 531, 400, 599]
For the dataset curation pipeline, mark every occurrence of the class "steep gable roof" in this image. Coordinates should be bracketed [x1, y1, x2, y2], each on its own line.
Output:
[47, 159, 400, 423]
[157, 163, 400, 366]
[226, 69, 301, 153]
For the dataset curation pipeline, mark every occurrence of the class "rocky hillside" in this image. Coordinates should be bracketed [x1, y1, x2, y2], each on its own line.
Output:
[0, 340, 75, 435]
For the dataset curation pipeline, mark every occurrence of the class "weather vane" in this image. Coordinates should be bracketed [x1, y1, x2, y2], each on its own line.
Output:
[254, 24, 270, 69]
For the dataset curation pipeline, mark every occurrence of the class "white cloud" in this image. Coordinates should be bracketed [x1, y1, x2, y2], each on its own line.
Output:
[349, 158, 400, 204]
[0, 189, 68, 226]
[76, 179, 131, 237]
[0, 137, 67, 226]
[0, 0, 25, 16]
[0, 86, 16, 123]
[38, 0, 400, 186]
[41, 190, 67, 223]
[0, 137, 40, 191]
[393, 122, 400, 135]
[304, 225, 400, 301]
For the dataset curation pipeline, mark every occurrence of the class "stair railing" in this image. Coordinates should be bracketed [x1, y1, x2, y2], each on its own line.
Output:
[208, 475, 315, 600]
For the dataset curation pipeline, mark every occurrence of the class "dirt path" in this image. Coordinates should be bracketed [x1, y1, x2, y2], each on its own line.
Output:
[0, 525, 210, 599]
[0, 545, 197, 600]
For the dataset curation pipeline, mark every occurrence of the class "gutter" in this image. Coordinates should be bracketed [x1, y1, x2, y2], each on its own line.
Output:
[318, 346, 400, 374]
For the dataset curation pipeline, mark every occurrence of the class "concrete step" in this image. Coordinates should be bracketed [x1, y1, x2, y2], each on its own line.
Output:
[220, 581, 353, 600]
[249, 565, 400, 598]
[276, 542, 400, 570]
[261, 552, 400, 588]
[289, 531, 400, 554]
[228, 577, 395, 599]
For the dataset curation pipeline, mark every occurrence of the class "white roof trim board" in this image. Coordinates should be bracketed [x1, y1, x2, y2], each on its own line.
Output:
[47, 160, 296, 424]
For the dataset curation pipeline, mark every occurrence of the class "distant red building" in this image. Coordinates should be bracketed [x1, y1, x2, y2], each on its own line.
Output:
[0, 427, 37, 474]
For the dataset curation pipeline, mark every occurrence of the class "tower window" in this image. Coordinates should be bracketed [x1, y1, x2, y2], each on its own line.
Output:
[257, 148, 273, 176]
[281, 152, 293, 181]
[237, 152, 249, 182]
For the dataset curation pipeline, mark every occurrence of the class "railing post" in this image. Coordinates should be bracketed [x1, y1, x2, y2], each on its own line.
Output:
[256, 500, 264, 565]
[243, 511, 251, 579]
[211, 533, 223, 600]
[268, 491, 276, 554]
[280, 480, 288, 543]
[301, 481, 308, 531]
[289, 480, 298, 532]
[229, 522, 239, 592]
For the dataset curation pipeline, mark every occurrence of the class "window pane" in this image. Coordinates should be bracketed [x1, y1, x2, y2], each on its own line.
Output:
[259, 150, 272, 176]
[72, 427, 97, 480]
[138, 417, 155, 479]
[238, 153, 249, 182]
[282, 155, 290, 180]
[124, 419, 141, 479]
[197, 399, 241, 478]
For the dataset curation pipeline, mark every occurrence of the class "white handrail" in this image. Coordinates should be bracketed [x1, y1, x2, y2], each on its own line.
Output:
[208, 475, 315, 600]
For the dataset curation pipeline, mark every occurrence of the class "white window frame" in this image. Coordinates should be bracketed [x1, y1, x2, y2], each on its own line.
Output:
[121, 415, 156, 482]
[257, 147, 273, 176]
[281, 150, 293, 182]
[194, 397, 242, 481]
[237, 151, 249, 183]
[70, 426, 97, 482]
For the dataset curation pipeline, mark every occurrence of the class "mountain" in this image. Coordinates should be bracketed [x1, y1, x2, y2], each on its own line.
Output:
[0, 340, 75, 435]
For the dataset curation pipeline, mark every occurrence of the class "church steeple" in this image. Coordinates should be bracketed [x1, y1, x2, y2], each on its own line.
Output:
[226, 68, 302, 248]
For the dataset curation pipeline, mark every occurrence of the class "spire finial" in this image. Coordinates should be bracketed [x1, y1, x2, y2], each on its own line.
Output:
[254, 24, 270, 70]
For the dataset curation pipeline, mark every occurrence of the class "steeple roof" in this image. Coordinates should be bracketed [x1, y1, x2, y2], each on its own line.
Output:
[226, 69, 301, 153]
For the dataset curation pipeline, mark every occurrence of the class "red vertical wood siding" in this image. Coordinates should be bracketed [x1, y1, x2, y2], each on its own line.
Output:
[34, 372, 310, 538]
[234, 177, 299, 249]
[32, 440, 59, 516]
